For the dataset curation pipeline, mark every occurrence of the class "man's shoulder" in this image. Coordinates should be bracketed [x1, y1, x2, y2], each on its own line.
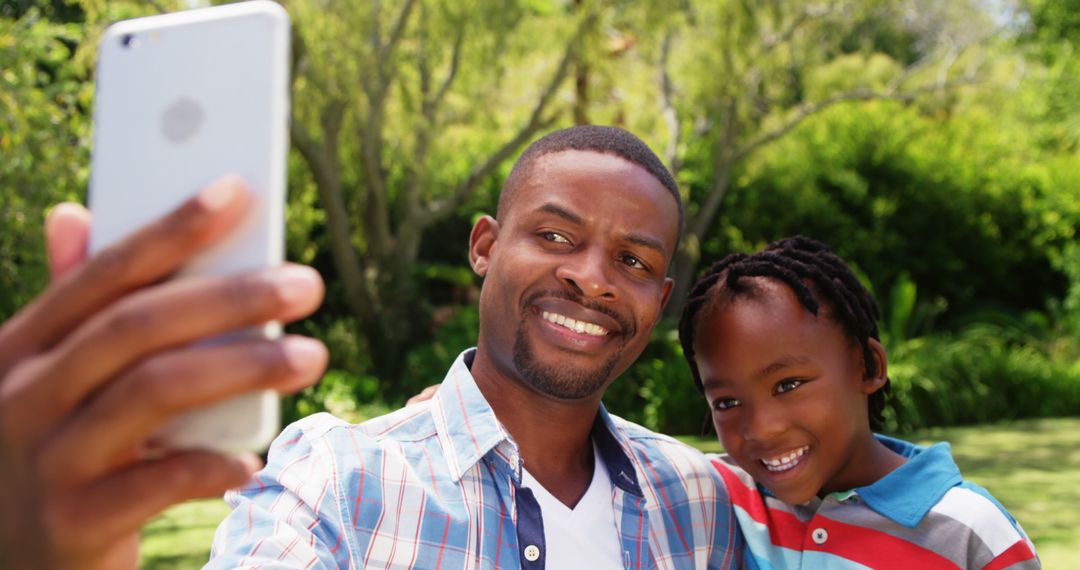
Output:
[608, 413, 703, 450]
[270, 405, 440, 460]
[606, 413, 717, 475]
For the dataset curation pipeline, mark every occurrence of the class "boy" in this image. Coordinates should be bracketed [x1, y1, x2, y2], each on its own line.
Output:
[678, 236, 1039, 569]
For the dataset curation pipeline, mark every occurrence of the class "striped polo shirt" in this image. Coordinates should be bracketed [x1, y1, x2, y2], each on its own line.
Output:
[208, 349, 742, 569]
[712, 434, 1039, 569]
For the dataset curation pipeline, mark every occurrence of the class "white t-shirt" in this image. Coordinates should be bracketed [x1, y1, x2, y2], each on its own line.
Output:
[521, 444, 623, 569]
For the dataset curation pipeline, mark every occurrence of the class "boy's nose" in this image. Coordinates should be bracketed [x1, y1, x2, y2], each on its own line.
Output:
[740, 403, 788, 443]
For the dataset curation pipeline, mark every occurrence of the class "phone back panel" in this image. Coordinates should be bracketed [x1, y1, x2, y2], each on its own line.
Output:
[90, 1, 289, 278]
[89, 2, 290, 452]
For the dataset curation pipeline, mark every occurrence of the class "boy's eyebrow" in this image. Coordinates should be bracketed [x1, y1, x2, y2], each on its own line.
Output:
[757, 355, 812, 378]
[701, 376, 728, 391]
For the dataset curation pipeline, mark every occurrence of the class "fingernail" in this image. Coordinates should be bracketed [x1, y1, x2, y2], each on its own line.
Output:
[275, 265, 321, 305]
[198, 176, 246, 211]
[281, 336, 329, 375]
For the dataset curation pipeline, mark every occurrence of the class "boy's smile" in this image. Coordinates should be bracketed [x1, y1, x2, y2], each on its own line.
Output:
[692, 278, 898, 504]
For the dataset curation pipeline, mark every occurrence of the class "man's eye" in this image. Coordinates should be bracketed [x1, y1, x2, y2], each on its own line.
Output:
[541, 231, 570, 244]
[713, 397, 740, 411]
[775, 379, 803, 394]
[621, 254, 645, 269]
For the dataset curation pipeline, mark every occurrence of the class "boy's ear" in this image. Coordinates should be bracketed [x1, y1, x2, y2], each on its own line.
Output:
[469, 215, 499, 277]
[861, 338, 889, 394]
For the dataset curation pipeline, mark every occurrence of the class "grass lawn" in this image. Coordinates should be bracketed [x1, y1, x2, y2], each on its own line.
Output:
[141, 416, 1080, 568]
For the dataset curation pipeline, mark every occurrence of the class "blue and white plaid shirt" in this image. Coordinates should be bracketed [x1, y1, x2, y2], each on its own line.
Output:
[208, 349, 742, 569]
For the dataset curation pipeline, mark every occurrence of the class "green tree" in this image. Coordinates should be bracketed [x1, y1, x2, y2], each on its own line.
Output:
[587, 0, 1004, 316]
[287, 0, 596, 383]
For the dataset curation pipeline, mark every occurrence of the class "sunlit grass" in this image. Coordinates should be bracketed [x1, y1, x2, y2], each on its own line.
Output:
[142, 417, 1079, 568]
[140, 498, 229, 568]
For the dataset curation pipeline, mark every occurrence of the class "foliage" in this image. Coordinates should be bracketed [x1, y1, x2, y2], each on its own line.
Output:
[286, 0, 591, 384]
[886, 322, 1080, 432]
[400, 304, 479, 401]
[708, 100, 1073, 322]
[0, 9, 89, 318]
[603, 322, 708, 435]
[1, 0, 1077, 426]
[601, 313, 1079, 436]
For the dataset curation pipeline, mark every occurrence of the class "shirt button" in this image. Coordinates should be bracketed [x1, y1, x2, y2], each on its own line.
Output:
[812, 527, 829, 545]
[524, 544, 541, 562]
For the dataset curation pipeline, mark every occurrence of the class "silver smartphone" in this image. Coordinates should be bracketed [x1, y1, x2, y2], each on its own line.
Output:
[88, 1, 291, 452]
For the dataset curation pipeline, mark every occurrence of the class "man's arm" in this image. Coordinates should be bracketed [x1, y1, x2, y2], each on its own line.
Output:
[206, 413, 354, 569]
[0, 178, 328, 569]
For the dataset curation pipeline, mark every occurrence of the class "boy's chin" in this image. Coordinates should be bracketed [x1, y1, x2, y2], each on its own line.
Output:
[766, 486, 818, 506]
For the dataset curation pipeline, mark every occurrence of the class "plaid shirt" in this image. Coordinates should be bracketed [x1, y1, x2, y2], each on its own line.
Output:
[207, 349, 741, 569]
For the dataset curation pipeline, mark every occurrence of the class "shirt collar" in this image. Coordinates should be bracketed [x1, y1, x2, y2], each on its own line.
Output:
[592, 406, 644, 497]
[854, 434, 963, 528]
[431, 348, 644, 498]
[430, 349, 513, 482]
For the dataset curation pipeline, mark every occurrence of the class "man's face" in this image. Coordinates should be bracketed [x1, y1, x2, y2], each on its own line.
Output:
[471, 150, 678, 401]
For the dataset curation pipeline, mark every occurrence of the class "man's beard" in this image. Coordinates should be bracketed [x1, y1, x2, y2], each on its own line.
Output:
[511, 324, 625, 400]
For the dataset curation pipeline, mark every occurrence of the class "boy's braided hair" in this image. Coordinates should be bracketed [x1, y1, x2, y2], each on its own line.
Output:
[677, 236, 890, 430]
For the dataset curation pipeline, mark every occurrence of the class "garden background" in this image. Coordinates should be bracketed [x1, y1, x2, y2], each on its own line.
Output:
[2, 0, 1078, 567]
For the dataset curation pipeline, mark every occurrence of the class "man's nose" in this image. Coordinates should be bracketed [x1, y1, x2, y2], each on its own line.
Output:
[556, 247, 617, 300]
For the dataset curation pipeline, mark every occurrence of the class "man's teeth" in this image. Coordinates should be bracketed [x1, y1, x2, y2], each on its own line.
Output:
[761, 446, 809, 472]
[541, 311, 608, 337]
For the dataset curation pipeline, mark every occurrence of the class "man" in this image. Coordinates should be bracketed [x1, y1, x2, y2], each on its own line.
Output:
[208, 126, 741, 568]
[0, 179, 329, 569]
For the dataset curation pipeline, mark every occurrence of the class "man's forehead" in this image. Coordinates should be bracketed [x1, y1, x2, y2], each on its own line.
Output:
[532, 148, 641, 173]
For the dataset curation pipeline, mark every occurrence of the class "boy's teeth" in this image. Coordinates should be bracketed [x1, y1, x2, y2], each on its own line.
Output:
[761, 446, 810, 472]
[541, 311, 608, 337]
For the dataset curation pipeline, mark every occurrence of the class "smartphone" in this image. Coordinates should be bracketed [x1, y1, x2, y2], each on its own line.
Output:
[88, 1, 291, 452]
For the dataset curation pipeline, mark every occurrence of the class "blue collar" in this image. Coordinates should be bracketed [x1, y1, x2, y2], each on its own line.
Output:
[855, 434, 963, 528]
[431, 349, 643, 497]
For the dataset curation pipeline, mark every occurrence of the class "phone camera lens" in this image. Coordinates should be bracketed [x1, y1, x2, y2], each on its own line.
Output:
[121, 34, 139, 49]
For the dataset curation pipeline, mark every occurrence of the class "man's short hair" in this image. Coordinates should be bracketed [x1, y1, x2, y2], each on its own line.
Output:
[498, 125, 684, 235]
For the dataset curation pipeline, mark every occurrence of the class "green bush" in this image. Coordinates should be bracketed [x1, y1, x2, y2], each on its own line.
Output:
[604, 322, 710, 435]
[705, 102, 1073, 323]
[605, 316, 1080, 436]
[885, 323, 1080, 433]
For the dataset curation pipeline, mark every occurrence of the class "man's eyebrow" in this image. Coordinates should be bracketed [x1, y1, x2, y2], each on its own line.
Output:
[757, 355, 811, 378]
[623, 233, 668, 257]
[538, 203, 584, 225]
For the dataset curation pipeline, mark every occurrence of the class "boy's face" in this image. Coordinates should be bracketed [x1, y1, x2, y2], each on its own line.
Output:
[693, 278, 886, 504]
[470, 150, 678, 400]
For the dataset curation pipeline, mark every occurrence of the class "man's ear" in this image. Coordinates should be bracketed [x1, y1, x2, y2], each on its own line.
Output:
[659, 277, 674, 312]
[469, 215, 499, 277]
[861, 338, 889, 394]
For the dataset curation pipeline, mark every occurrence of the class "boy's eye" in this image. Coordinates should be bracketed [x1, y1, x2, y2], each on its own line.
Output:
[541, 231, 570, 244]
[712, 397, 740, 411]
[775, 379, 803, 395]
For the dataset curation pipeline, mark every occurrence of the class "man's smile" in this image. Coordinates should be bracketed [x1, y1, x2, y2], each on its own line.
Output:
[541, 310, 609, 337]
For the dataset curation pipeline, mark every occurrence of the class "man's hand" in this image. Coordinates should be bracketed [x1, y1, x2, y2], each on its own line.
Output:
[0, 178, 328, 569]
[405, 384, 440, 407]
